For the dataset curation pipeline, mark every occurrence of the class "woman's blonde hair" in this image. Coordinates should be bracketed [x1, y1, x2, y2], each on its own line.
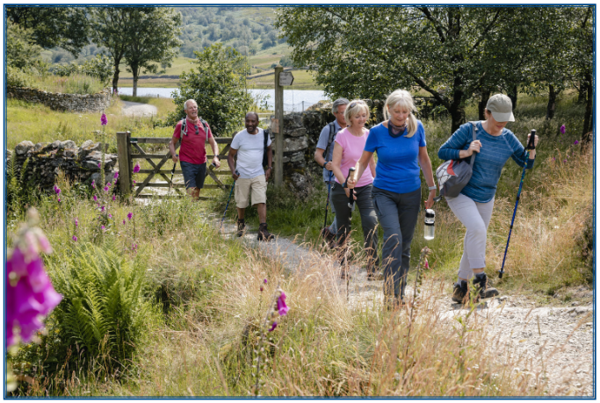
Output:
[343, 99, 370, 128]
[384, 89, 418, 138]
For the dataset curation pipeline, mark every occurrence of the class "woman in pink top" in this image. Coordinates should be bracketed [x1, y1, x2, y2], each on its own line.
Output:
[330, 100, 378, 280]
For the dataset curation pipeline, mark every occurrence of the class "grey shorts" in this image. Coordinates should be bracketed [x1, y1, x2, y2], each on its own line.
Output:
[180, 161, 206, 189]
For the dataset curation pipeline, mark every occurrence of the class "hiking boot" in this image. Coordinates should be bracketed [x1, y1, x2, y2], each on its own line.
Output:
[257, 223, 274, 241]
[473, 272, 499, 300]
[452, 280, 469, 304]
[320, 226, 336, 249]
[236, 219, 246, 237]
[367, 266, 384, 281]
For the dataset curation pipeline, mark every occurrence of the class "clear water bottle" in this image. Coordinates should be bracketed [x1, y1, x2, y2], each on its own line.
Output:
[424, 209, 435, 240]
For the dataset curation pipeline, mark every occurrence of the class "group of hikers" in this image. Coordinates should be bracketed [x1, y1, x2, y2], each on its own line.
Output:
[170, 90, 539, 308]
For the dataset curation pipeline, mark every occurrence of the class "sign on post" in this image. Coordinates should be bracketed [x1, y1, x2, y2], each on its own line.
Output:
[279, 71, 294, 86]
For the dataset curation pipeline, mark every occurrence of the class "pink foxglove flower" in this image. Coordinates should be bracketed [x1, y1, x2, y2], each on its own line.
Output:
[574, 140, 579, 145]
[98, 162, 101, 168]
[560, 124, 566, 134]
[277, 291, 289, 316]
[74, 218, 79, 227]
[53, 185, 61, 195]
[93, 195, 98, 202]
[101, 113, 108, 126]
[57, 198, 61, 203]
[108, 214, 112, 219]
[133, 163, 141, 174]
[268, 321, 278, 332]
[264, 279, 268, 284]
[113, 172, 119, 180]
[100, 206, 105, 212]
[101, 225, 106, 231]
[127, 212, 133, 221]
[112, 195, 116, 201]
[72, 235, 77, 242]
[7, 209, 62, 347]
[91, 180, 96, 189]
[122, 220, 126, 225]
[104, 186, 109, 192]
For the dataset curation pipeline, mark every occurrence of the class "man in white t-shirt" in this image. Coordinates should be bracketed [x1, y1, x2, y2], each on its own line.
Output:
[227, 112, 274, 241]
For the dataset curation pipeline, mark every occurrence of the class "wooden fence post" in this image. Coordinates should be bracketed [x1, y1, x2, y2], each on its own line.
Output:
[116, 131, 132, 196]
[274, 66, 284, 187]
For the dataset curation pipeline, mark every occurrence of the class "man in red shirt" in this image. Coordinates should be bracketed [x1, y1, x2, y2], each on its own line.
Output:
[169, 99, 221, 200]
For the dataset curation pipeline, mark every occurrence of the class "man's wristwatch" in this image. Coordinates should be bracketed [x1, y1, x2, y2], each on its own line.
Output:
[266, 167, 272, 170]
[428, 185, 437, 191]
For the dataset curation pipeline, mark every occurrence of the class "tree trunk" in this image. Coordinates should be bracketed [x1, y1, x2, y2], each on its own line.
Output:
[582, 72, 593, 143]
[546, 84, 558, 120]
[478, 89, 491, 120]
[133, 76, 138, 97]
[578, 80, 588, 103]
[450, 102, 466, 133]
[112, 57, 121, 95]
[507, 85, 518, 109]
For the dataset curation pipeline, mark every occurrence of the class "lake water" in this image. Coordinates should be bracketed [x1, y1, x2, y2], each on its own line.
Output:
[117, 87, 329, 113]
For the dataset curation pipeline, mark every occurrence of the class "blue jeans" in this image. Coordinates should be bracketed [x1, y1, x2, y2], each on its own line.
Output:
[372, 186, 421, 299]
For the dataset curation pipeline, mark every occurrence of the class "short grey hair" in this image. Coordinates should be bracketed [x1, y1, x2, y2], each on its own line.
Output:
[183, 99, 197, 111]
[332, 98, 350, 114]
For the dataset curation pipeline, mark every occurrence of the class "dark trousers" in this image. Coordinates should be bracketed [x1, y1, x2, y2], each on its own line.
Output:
[331, 183, 378, 268]
[372, 186, 421, 299]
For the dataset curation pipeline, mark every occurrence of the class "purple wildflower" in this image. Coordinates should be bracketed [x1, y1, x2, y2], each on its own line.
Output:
[127, 212, 133, 221]
[101, 113, 108, 126]
[552, 157, 556, 161]
[277, 291, 289, 316]
[93, 195, 98, 202]
[98, 162, 101, 168]
[560, 124, 566, 134]
[268, 321, 278, 332]
[100, 206, 105, 212]
[131, 244, 138, 251]
[72, 235, 77, 242]
[53, 185, 61, 195]
[101, 225, 106, 231]
[108, 214, 112, 219]
[264, 279, 268, 284]
[113, 172, 119, 180]
[103, 186, 109, 192]
[112, 195, 116, 201]
[74, 218, 79, 227]
[563, 159, 567, 163]
[91, 180, 96, 189]
[574, 140, 579, 145]
[7, 223, 62, 347]
[122, 220, 126, 225]
[57, 198, 61, 203]
[260, 286, 264, 292]
[133, 163, 141, 174]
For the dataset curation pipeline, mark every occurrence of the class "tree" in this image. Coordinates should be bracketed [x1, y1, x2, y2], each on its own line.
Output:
[89, 7, 135, 93]
[6, 7, 89, 56]
[123, 8, 183, 96]
[6, 20, 43, 69]
[89, 7, 183, 96]
[276, 7, 581, 132]
[168, 43, 253, 136]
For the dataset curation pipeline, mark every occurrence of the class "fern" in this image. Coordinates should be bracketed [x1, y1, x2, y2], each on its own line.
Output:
[43, 241, 160, 374]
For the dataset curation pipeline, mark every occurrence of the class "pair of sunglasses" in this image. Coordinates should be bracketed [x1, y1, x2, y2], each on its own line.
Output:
[193, 125, 199, 135]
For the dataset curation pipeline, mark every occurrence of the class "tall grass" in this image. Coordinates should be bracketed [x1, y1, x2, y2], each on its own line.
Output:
[20, 73, 106, 95]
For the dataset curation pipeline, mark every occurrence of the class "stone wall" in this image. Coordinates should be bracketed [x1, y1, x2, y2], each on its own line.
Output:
[8, 140, 118, 193]
[7, 85, 111, 113]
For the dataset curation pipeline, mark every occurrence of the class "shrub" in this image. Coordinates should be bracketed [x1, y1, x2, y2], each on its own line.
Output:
[20, 241, 161, 378]
[6, 66, 33, 88]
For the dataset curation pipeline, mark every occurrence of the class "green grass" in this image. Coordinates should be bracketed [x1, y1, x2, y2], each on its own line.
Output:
[10, 72, 105, 95]
[6, 91, 592, 397]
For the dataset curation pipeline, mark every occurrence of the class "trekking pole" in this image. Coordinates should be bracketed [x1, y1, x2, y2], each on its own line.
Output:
[220, 170, 238, 230]
[169, 156, 177, 193]
[498, 129, 537, 279]
[344, 167, 356, 211]
[322, 170, 334, 230]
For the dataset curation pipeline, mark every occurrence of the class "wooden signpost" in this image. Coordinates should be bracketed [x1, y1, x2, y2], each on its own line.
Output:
[274, 67, 294, 187]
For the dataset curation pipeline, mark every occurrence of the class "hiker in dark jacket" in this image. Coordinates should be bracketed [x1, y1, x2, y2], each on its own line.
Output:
[438, 94, 539, 303]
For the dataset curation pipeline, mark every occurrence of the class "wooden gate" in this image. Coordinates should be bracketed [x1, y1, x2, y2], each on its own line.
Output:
[116, 131, 233, 200]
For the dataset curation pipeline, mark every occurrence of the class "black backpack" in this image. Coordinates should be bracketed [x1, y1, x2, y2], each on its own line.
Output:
[322, 122, 340, 163]
[176, 117, 210, 149]
[262, 129, 272, 168]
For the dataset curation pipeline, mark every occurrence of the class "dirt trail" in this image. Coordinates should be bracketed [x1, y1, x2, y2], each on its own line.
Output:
[207, 216, 594, 397]
[121, 101, 157, 117]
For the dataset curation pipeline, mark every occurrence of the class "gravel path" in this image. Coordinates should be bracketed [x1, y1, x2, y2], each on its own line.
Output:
[206, 216, 595, 397]
[121, 101, 157, 117]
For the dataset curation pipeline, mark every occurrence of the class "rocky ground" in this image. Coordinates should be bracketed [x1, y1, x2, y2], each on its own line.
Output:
[204, 216, 594, 397]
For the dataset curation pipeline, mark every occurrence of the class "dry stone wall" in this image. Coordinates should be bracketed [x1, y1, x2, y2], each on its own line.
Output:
[7, 85, 111, 113]
[8, 140, 118, 193]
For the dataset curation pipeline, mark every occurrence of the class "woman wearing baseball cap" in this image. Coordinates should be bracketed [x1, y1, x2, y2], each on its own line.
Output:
[438, 94, 539, 304]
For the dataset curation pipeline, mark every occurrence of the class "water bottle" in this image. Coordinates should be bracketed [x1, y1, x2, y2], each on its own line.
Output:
[424, 209, 435, 240]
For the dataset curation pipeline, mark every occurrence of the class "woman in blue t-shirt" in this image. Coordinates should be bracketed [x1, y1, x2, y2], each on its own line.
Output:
[349, 90, 436, 309]
[438, 94, 538, 304]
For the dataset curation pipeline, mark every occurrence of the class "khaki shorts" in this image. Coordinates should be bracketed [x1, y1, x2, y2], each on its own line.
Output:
[235, 174, 267, 208]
